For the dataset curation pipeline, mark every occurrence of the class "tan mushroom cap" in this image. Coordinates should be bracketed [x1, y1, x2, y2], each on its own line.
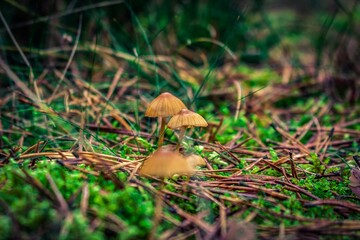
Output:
[145, 92, 187, 117]
[186, 154, 207, 167]
[139, 146, 193, 178]
[167, 109, 208, 129]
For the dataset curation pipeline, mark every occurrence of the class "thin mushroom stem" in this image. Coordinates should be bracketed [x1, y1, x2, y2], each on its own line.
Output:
[175, 127, 187, 151]
[158, 117, 167, 147]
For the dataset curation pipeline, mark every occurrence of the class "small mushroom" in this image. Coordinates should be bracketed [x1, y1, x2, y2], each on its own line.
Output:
[145, 92, 187, 147]
[139, 145, 193, 240]
[349, 156, 360, 197]
[167, 109, 208, 150]
[350, 169, 360, 198]
[139, 146, 193, 178]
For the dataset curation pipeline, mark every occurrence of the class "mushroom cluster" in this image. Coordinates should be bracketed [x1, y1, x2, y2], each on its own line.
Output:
[145, 92, 187, 147]
[139, 92, 208, 178]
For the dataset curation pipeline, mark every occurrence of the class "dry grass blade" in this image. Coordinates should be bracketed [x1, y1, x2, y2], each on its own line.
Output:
[289, 152, 299, 179]
[86, 125, 152, 138]
[110, 112, 132, 130]
[17, 169, 56, 202]
[96, 164, 125, 190]
[221, 196, 318, 222]
[56, 160, 100, 176]
[271, 123, 311, 154]
[0, 10, 33, 81]
[50, 14, 82, 100]
[275, 180, 320, 200]
[46, 173, 69, 215]
[233, 80, 242, 120]
[304, 199, 360, 213]
[80, 182, 89, 216]
[19, 151, 131, 163]
[110, 160, 144, 170]
[259, 220, 360, 238]
[0, 199, 21, 239]
[106, 67, 124, 99]
[0, 56, 38, 104]
[219, 205, 227, 238]
[149, 187, 165, 240]
[165, 200, 213, 233]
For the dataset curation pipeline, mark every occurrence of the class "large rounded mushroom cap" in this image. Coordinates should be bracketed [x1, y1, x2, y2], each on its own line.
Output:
[145, 92, 187, 117]
[186, 154, 207, 167]
[167, 109, 208, 129]
[139, 146, 193, 178]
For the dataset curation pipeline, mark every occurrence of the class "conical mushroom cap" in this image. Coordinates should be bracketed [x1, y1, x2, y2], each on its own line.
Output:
[167, 109, 208, 129]
[139, 146, 193, 178]
[145, 92, 187, 117]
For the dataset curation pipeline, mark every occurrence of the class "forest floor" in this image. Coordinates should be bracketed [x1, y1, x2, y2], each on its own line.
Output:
[0, 1, 360, 239]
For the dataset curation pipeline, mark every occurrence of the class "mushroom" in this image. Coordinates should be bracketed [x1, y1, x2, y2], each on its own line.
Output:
[139, 146, 193, 178]
[138, 146, 193, 240]
[350, 168, 360, 198]
[145, 92, 187, 147]
[167, 108, 208, 150]
[185, 154, 207, 168]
